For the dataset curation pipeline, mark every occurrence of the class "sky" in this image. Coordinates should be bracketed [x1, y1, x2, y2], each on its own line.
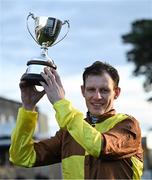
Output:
[0, 0, 152, 136]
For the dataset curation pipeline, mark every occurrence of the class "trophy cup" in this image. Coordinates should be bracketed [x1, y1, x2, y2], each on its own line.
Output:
[21, 12, 70, 86]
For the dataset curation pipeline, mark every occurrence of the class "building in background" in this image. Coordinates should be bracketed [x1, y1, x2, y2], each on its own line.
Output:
[0, 97, 21, 169]
[0, 96, 62, 179]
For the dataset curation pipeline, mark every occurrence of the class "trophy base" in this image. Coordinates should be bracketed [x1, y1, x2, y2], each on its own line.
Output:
[21, 73, 46, 86]
[22, 60, 57, 86]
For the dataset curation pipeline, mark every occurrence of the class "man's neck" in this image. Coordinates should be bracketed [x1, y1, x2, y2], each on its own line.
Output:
[87, 109, 116, 124]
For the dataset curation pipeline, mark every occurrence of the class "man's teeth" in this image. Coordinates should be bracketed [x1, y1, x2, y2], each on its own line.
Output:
[93, 103, 102, 106]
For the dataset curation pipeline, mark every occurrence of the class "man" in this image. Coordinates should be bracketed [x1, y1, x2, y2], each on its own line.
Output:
[9, 61, 143, 179]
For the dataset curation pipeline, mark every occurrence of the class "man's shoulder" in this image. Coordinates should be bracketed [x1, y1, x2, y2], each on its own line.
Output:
[113, 113, 141, 131]
[121, 113, 140, 124]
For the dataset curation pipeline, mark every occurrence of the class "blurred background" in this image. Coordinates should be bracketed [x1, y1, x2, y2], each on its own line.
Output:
[0, 0, 152, 179]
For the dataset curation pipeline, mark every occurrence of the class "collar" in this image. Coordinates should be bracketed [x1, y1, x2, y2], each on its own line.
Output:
[86, 109, 116, 124]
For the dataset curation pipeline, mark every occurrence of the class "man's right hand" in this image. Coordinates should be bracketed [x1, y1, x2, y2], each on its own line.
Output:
[19, 76, 45, 111]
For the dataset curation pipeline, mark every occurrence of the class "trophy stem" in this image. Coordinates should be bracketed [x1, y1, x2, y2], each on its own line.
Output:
[41, 42, 48, 57]
[40, 42, 56, 69]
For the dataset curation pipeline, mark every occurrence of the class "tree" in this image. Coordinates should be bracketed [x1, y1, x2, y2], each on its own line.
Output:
[122, 19, 152, 101]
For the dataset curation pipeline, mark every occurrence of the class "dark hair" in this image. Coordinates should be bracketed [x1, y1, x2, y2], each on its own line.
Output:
[83, 61, 120, 87]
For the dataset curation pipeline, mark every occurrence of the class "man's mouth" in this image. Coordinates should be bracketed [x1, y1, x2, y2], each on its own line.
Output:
[91, 102, 104, 108]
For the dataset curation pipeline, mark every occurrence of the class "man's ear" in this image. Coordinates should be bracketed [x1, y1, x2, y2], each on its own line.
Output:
[81, 85, 85, 97]
[114, 87, 121, 99]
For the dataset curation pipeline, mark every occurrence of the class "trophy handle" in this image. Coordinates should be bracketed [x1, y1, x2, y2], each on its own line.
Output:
[26, 12, 39, 45]
[51, 20, 70, 47]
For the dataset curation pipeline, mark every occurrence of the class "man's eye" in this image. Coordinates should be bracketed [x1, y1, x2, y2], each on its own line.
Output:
[87, 88, 95, 92]
[100, 89, 109, 93]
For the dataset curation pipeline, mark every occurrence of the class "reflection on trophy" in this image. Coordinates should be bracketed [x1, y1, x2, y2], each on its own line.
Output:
[21, 12, 70, 86]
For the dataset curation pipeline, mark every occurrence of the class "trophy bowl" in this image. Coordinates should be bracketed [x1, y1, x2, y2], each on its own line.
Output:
[21, 12, 70, 86]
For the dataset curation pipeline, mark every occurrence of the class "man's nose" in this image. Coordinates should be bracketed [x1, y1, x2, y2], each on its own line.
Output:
[94, 90, 102, 99]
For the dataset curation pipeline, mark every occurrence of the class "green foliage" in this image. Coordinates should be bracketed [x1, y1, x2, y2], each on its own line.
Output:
[122, 19, 152, 101]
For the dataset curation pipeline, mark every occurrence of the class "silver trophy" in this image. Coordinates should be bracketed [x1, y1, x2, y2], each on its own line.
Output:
[22, 12, 70, 85]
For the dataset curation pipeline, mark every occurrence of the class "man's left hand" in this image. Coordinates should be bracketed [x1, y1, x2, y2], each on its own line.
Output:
[40, 67, 65, 104]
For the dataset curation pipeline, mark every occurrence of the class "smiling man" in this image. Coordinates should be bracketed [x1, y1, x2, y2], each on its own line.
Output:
[9, 61, 143, 179]
[81, 64, 120, 117]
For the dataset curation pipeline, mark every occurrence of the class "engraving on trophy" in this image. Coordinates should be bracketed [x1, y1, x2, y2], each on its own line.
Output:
[21, 12, 70, 86]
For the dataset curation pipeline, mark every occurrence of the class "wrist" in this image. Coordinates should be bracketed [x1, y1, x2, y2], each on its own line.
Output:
[52, 98, 64, 105]
[22, 104, 36, 111]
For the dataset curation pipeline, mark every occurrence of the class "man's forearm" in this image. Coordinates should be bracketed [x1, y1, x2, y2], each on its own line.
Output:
[9, 107, 37, 167]
[53, 99, 102, 157]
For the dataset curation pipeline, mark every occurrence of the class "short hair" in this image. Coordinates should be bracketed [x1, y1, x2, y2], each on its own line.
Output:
[82, 61, 120, 87]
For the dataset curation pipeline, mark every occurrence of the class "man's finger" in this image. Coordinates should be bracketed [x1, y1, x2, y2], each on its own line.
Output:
[40, 81, 49, 91]
[52, 69, 63, 87]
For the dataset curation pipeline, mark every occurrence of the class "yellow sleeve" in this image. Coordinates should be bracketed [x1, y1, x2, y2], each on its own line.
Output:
[53, 99, 102, 157]
[9, 107, 37, 167]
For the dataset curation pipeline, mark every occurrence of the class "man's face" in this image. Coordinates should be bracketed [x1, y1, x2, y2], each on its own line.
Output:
[81, 73, 120, 116]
